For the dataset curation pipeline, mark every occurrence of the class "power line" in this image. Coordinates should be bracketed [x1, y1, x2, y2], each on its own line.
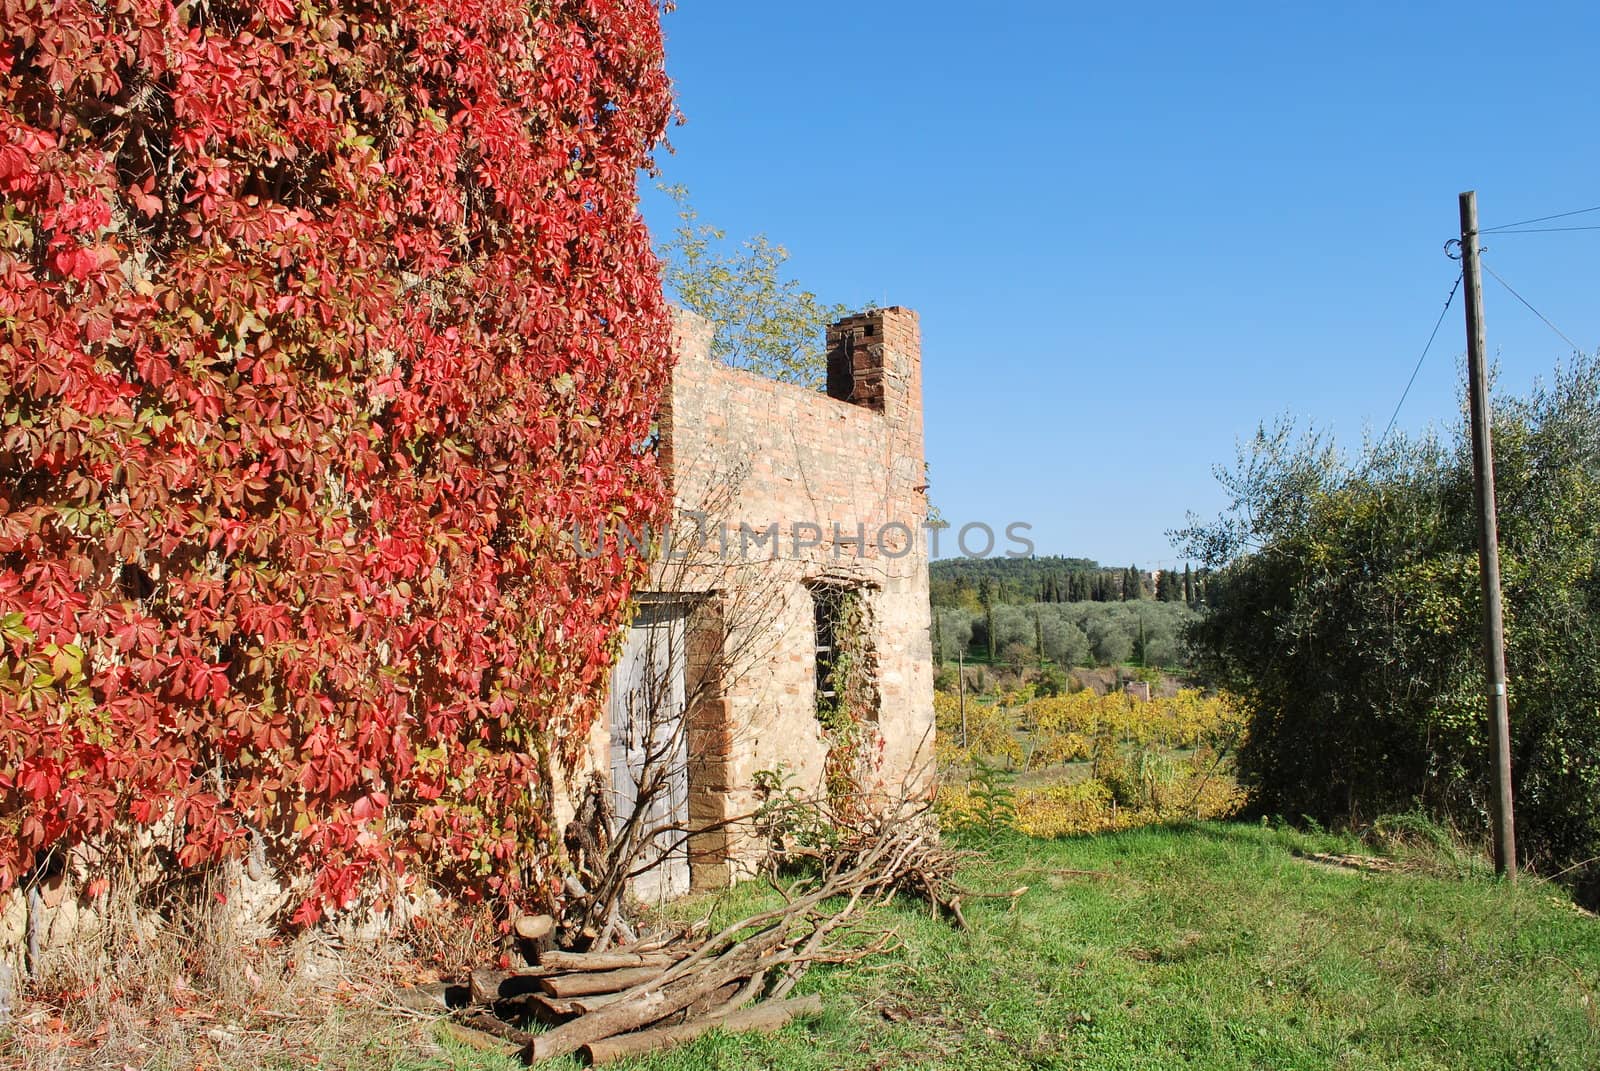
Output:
[1481, 262, 1583, 352]
[1372, 271, 1463, 458]
[1481, 204, 1600, 232]
[1482, 225, 1600, 235]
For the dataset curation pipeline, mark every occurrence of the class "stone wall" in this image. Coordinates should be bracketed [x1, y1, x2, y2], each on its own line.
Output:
[643, 306, 935, 888]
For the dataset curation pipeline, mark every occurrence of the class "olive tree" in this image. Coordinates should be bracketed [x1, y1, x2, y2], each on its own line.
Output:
[1176, 356, 1600, 881]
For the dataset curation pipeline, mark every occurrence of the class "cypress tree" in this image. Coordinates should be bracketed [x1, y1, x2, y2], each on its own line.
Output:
[979, 577, 995, 662]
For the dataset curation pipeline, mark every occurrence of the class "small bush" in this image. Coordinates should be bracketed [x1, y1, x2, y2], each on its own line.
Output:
[937, 757, 1018, 843]
[1036, 665, 1070, 698]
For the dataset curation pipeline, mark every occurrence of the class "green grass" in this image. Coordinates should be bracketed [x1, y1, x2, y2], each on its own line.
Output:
[424, 822, 1598, 1071]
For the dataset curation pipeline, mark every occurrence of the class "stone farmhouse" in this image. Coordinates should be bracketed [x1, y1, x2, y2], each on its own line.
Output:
[3, 306, 935, 971]
[585, 306, 936, 899]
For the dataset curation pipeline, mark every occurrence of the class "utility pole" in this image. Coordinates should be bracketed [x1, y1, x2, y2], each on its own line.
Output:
[1458, 190, 1517, 879]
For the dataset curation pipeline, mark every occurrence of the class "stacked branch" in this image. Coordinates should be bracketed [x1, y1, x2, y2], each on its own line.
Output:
[450, 815, 966, 1064]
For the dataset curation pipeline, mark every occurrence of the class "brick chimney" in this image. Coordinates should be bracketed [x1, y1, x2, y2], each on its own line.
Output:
[824, 307, 922, 434]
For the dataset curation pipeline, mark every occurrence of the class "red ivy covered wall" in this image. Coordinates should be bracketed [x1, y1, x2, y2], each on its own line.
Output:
[0, 0, 674, 921]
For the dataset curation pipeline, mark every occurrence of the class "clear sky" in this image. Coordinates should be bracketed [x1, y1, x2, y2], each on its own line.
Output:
[639, 2, 1600, 569]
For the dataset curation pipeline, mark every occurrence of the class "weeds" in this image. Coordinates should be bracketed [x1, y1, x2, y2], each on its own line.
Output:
[7, 822, 1597, 1070]
[951, 758, 1018, 843]
[2, 863, 499, 1071]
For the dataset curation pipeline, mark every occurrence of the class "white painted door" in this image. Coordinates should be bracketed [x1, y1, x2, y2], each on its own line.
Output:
[607, 600, 690, 902]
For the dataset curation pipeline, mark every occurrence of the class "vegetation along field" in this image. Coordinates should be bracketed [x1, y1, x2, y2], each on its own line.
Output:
[216, 823, 1594, 1071]
[546, 825, 1600, 1071]
[935, 685, 1246, 838]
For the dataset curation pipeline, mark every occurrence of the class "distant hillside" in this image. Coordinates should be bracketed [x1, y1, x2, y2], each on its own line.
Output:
[929, 557, 1212, 670]
[931, 555, 1209, 609]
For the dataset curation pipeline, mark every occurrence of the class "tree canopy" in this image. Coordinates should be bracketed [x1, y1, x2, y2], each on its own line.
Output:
[1178, 356, 1600, 880]
[655, 183, 853, 388]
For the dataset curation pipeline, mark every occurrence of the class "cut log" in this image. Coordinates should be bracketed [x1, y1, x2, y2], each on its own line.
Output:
[504, 818, 966, 1062]
[687, 978, 744, 1018]
[534, 950, 679, 973]
[648, 979, 743, 1027]
[456, 1010, 537, 1047]
[469, 966, 562, 1006]
[469, 968, 513, 1006]
[566, 976, 737, 1020]
[567, 990, 630, 1016]
[514, 914, 556, 942]
[438, 1021, 520, 1059]
[537, 965, 664, 998]
[627, 931, 684, 954]
[390, 982, 452, 1014]
[580, 994, 823, 1065]
[596, 904, 638, 949]
[520, 993, 581, 1020]
[527, 926, 787, 1063]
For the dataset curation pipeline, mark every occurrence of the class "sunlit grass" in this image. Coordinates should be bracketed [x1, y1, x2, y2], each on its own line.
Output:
[412, 820, 1600, 1070]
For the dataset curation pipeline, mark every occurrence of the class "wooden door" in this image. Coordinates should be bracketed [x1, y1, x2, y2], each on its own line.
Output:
[607, 600, 690, 902]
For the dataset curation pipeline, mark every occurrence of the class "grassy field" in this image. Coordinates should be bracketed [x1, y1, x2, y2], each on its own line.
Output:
[417, 821, 1598, 1071]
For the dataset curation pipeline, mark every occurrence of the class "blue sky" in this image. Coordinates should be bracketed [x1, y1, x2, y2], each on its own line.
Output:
[640, 2, 1599, 568]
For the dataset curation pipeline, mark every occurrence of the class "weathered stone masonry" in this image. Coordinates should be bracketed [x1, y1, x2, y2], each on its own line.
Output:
[630, 306, 936, 889]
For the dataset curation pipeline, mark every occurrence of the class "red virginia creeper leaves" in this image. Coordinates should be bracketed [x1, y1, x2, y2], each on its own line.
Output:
[0, 0, 673, 919]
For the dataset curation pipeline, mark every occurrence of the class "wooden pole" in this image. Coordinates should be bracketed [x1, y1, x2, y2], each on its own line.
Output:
[1458, 190, 1517, 879]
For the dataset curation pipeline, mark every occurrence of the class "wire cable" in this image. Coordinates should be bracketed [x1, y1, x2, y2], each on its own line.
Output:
[1481, 225, 1600, 235]
[1371, 272, 1463, 458]
[1481, 204, 1600, 233]
[1481, 262, 1584, 352]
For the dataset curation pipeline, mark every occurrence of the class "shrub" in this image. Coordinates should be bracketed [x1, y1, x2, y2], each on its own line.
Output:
[947, 700, 1023, 769]
[1011, 779, 1121, 838]
[1179, 358, 1600, 875]
[1099, 746, 1180, 812]
[933, 608, 973, 662]
[962, 757, 1018, 841]
[1008, 754, 1246, 839]
[937, 756, 1018, 842]
[1036, 665, 1069, 698]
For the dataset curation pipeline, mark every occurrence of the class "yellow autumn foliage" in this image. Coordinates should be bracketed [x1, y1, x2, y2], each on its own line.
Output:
[938, 756, 1246, 839]
[934, 688, 1249, 838]
[1024, 688, 1244, 766]
[934, 690, 1023, 767]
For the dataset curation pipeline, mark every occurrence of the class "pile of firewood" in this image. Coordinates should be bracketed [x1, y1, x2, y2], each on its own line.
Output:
[433, 818, 968, 1065]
